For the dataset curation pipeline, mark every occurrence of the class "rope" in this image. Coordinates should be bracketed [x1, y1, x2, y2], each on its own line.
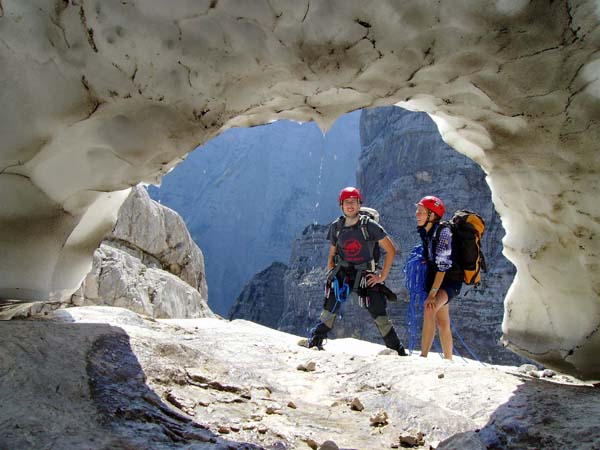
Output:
[332, 276, 351, 315]
[451, 323, 484, 365]
[403, 244, 428, 354]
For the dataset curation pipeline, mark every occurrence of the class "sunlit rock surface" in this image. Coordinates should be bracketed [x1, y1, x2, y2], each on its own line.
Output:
[1, 307, 598, 450]
[0, 1, 599, 378]
[71, 185, 211, 318]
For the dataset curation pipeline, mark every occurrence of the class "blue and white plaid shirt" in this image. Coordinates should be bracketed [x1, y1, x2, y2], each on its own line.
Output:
[418, 223, 453, 272]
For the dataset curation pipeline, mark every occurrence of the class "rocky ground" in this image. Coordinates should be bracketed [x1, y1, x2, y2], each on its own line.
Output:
[1, 306, 598, 450]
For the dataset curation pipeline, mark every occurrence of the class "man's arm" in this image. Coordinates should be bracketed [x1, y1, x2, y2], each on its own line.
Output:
[379, 235, 396, 280]
[327, 244, 337, 270]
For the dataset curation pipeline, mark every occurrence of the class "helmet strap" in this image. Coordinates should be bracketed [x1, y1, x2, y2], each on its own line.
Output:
[426, 210, 437, 223]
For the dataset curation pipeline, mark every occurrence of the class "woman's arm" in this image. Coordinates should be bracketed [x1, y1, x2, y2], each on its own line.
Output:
[425, 226, 452, 308]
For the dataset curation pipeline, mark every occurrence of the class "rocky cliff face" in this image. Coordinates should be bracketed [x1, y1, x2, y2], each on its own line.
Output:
[233, 107, 524, 365]
[228, 262, 288, 328]
[229, 224, 329, 336]
[71, 186, 212, 319]
[280, 225, 332, 337]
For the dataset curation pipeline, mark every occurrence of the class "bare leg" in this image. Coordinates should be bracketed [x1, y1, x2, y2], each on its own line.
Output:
[420, 290, 450, 358]
[420, 306, 436, 357]
[436, 301, 453, 360]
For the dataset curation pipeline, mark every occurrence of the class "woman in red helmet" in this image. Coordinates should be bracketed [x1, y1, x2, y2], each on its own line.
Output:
[415, 196, 463, 360]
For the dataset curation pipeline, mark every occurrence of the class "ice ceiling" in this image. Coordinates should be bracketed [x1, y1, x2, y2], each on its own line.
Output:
[0, 0, 599, 379]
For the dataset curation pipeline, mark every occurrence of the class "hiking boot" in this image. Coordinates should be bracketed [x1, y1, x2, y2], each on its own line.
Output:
[308, 335, 325, 350]
[378, 346, 408, 356]
[382, 328, 406, 356]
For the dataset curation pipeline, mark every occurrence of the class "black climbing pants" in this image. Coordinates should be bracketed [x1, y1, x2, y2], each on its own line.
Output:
[309, 270, 402, 351]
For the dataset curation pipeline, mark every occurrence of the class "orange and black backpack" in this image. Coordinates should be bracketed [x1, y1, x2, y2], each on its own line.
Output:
[435, 209, 487, 285]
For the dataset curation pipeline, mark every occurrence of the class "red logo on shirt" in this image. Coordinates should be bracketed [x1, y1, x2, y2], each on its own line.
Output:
[343, 238, 362, 258]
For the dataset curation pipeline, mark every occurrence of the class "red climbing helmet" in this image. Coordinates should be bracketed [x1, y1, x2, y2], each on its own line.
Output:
[339, 186, 363, 204]
[417, 195, 445, 218]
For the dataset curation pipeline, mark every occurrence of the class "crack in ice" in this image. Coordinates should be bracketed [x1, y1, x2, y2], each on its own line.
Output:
[79, 4, 97, 52]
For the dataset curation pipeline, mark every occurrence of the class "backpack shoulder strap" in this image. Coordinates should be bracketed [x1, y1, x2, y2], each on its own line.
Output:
[334, 215, 344, 239]
[332, 216, 346, 252]
[359, 214, 371, 241]
[433, 221, 452, 243]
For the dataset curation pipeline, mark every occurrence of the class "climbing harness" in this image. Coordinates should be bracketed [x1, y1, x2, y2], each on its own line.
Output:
[306, 274, 352, 348]
[318, 274, 351, 327]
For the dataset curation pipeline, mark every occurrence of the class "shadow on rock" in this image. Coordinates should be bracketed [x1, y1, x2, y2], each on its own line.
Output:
[0, 321, 266, 450]
[437, 375, 600, 449]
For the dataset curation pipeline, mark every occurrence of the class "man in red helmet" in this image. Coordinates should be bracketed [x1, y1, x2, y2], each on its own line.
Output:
[415, 195, 463, 360]
[307, 187, 407, 355]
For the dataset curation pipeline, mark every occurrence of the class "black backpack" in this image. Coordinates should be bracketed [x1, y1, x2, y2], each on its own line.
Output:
[434, 209, 487, 285]
[333, 207, 382, 268]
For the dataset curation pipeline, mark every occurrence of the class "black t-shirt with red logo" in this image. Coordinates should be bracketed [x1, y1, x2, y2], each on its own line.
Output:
[327, 218, 386, 265]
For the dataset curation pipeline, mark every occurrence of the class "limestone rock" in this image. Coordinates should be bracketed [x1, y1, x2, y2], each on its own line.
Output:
[297, 361, 317, 372]
[350, 398, 365, 411]
[265, 404, 282, 415]
[2, 308, 599, 449]
[306, 438, 319, 449]
[71, 186, 211, 319]
[318, 441, 340, 450]
[111, 186, 207, 296]
[517, 364, 539, 373]
[398, 431, 426, 448]
[73, 244, 209, 318]
[370, 410, 389, 427]
[437, 432, 487, 450]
